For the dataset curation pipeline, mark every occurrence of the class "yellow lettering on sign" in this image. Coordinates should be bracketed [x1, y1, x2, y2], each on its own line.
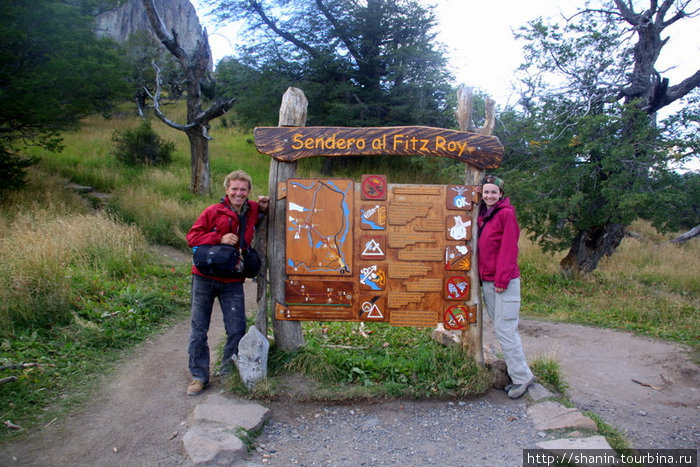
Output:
[434, 136, 446, 152]
[292, 132, 469, 156]
[292, 133, 304, 149]
[392, 134, 431, 151]
[392, 134, 404, 150]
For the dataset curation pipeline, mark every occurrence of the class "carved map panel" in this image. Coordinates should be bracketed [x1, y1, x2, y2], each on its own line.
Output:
[282, 177, 479, 327]
[286, 179, 353, 276]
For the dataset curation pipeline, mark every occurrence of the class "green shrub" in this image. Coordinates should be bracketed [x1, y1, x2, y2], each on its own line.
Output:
[0, 148, 37, 192]
[111, 120, 175, 166]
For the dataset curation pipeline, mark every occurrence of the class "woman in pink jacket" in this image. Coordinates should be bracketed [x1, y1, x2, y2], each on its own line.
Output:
[477, 175, 535, 399]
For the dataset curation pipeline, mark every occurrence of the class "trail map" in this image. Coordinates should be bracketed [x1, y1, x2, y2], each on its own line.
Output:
[286, 179, 354, 276]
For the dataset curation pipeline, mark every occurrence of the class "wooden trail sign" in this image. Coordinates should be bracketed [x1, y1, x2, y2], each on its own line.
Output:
[276, 177, 478, 329]
[254, 126, 503, 169]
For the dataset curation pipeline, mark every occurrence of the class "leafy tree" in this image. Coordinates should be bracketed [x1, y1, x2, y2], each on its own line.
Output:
[0, 0, 131, 191]
[207, 0, 455, 128]
[215, 57, 289, 128]
[499, 0, 700, 274]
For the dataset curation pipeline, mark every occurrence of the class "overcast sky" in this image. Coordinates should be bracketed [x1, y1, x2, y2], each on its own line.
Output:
[193, 0, 699, 170]
[195, 0, 699, 106]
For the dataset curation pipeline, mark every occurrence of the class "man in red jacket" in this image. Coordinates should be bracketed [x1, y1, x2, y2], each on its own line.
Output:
[185, 170, 269, 396]
[477, 175, 535, 399]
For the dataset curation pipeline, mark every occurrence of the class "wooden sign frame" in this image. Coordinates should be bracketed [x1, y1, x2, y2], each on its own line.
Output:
[276, 177, 481, 328]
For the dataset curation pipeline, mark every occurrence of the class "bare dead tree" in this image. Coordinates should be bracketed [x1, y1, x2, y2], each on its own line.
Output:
[142, 0, 235, 195]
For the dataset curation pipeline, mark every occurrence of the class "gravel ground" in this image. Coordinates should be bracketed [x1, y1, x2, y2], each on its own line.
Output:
[247, 392, 546, 466]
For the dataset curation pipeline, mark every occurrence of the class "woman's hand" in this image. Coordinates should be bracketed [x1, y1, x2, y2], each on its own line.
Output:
[258, 196, 270, 212]
[495, 286, 506, 293]
[221, 233, 238, 245]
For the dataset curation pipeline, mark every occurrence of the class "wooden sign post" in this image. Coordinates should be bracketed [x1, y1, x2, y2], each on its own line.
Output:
[264, 87, 307, 351]
[258, 87, 499, 362]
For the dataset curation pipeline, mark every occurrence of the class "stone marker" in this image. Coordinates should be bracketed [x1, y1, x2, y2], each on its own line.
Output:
[536, 436, 618, 466]
[528, 400, 598, 432]
[183, 424, 246, 465]
[193, 393, 270, 432]
[232, 325, 269, 389]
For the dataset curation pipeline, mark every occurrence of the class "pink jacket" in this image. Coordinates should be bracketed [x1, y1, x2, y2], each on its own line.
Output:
[477, 197, 521, 289]
[186, 197, 262, 283]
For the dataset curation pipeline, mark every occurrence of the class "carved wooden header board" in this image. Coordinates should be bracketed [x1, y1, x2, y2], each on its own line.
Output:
[254, 126, 503, 169]
[276, 175, 479, 329]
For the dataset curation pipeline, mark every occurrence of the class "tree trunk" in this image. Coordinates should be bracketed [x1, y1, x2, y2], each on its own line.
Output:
[268, 87, 307, 351]
[186, 126, 210, 195]
[560, 222, 626, 275]
[142, 0, 229, 197]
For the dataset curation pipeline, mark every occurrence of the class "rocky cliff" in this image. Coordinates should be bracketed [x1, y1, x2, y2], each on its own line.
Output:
[96, 0, 210, 61]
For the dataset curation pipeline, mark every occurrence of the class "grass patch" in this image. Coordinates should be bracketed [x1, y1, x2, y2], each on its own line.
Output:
[519, 224, 699, 355]
[225, 321, 493, 401]
[586, 412, 631, 453]
[531, 355, 568, 395]
[0, 172, 190, 441]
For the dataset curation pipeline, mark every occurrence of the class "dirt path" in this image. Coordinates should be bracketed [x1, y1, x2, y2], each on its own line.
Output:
[509, 320, 699, 448]
[2, 247, 697, 464]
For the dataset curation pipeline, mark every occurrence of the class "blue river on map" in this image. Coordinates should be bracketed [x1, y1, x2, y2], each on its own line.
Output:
[361, 217, 383, 230]
[287, 180, 352, 273]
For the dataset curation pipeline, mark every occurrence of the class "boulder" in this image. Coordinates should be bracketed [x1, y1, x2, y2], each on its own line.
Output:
[232, 325, 269, 389]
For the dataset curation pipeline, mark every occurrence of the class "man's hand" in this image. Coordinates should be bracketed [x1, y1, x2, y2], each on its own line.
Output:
[221, 233, 238, 245]
[495, 286, 506, 293]
[258, 195, 270, 212]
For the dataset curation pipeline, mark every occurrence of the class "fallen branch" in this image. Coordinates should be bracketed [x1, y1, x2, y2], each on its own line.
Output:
[0, 376, 18, 385]
[658, 224, 700, 246]
[631, 378, 662, 390]
[4, 420, 22, 430]
[358, 322, 370, 338]
[0, 362, 55, 371]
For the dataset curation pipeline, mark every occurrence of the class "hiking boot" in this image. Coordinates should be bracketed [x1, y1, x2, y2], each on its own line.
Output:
[504, 383, 515, 392]
[187, 380, 207, 396]
[507, 376, 535, 399]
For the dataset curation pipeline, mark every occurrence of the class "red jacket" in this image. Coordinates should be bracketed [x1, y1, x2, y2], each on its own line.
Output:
[186, 197, 263, 282]
[477, 197, 521, 289]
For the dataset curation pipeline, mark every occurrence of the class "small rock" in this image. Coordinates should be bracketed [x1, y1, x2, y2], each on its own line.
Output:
[232, 325, 270, 389]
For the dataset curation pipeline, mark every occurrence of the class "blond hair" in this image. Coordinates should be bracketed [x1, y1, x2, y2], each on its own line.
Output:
[223, 170, 252, 191]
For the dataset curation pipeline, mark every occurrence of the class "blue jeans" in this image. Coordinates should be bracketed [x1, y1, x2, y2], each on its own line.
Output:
[188, 275, 246, 383]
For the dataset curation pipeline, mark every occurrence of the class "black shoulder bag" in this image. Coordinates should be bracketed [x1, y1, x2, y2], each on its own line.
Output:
[192, 211, 261, 278]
